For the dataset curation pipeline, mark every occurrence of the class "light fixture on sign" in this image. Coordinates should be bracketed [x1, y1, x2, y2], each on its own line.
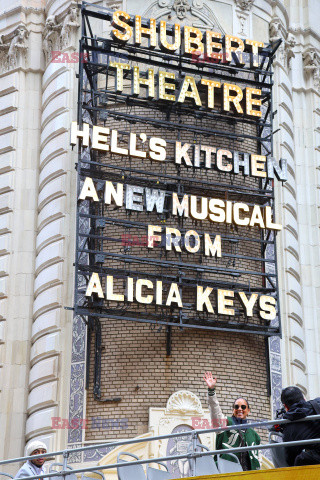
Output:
[160, 21, 181, 51]
[111, 11, 132, 42]
[224, 35, 245, 65]
[135, 15, 157, 47]
[245, 39, 264, 67]
[205, 30, 222, 61]
[159, 71, 176, 101]
[184, 26, 204, 56]
[245, 88, 262, 117]
[132, 66, 155, 98]
[177, 76, 202, 106]
[110, 62, 130, 92]
[200, 79, 221, 109]
[223, 83, 243, 114]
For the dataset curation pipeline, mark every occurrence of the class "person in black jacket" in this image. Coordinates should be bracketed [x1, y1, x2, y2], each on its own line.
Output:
[281, 386, 320, 466]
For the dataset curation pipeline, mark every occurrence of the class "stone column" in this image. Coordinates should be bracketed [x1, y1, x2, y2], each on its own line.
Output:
[269, 12, 306, 392]
[0, 2, 44, 464]
[25, 0, 79, 452]
[267, 0, 320, 397]
[293, 41, 320, 397]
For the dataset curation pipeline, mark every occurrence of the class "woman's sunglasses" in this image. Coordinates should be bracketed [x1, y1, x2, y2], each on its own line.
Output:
[233, 404, 247, 410]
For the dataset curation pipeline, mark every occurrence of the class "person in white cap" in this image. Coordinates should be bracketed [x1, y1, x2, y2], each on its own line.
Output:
[15, 441, 48, 479]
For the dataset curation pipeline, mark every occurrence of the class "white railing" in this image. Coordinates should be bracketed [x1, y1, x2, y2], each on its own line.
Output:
[1, 414, 320, 479]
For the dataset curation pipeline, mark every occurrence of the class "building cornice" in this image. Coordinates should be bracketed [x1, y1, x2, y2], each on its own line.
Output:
[289, 26, 320, 46]
[269, 0, 289, 28]
[0, 5, 44, 27]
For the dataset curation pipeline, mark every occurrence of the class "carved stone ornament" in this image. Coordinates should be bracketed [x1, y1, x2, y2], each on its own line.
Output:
[269, 16, 282, 42]
[43, 14, 61, 64]
[143, 0, 225, 32]
[269, 17, 296, 71]
[314, 69, 320, 91]
[60, 2, 80, 50]
[42, 2, 80, 65]
[303, 47, 320, 91]
[284, 33, 296, 69]
[0, 24, 29, 73]
[173, 0, 191, 20]
[235, 0, 254, 36]
[235, 0, 254, 11]
[165, 390, 204, 415]
[0, 35, 10, 73]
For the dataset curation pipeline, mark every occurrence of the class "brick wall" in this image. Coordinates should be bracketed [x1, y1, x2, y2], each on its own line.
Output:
[83, 84, 272, 442]
[85, 322, 269, 441]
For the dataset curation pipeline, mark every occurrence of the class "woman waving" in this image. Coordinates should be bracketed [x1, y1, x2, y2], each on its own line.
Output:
[203, 371, 260, 471]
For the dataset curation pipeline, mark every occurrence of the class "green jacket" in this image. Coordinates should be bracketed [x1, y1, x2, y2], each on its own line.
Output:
[208, 393, 261, 471]
[216, 416, 261, 471]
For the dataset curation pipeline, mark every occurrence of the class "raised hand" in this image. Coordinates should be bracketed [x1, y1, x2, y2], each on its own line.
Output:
[203, 371, 217, 389]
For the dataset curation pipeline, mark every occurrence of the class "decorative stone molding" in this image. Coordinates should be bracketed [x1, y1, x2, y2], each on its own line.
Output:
[0, 74, 15, 439]
[284, 34, 296, 69]
[60, 2, 80, 50]
[97, 388, 273, 476]
[143, 0, 225, 32]
[26, 60, 76, 449]
[235, 0, 254, 10]
[42, 2, 80, 65]
[172, 0, 191, 20]
[234, 0, 254, 37]
[43, 15, 61, 64]
[149, 390, 213, 467]
[165, 390, 204, 415]
[0, 39, 9, 74]
[303, 47, 320, 91]
[8, 25, 29, 69]
[0, 24, 29, 73]
[269, 17, 296, 71]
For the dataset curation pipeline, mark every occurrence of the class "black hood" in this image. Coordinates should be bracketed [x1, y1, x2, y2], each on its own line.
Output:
[284, 400, 316, 421]
[231, 415, 248, 425]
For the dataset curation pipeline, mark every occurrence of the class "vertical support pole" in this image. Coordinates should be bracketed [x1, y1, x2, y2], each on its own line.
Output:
[166, 326, 172, 356]
[93, 318, 102, 399]
[62, 450, 69, 480]
[189, 430, 198, 477]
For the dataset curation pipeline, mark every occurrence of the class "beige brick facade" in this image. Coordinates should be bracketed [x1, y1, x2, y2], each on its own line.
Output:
[86, 323, 269, 441]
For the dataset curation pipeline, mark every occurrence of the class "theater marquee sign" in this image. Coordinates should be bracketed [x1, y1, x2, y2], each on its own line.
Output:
[73, 3, 285, 337]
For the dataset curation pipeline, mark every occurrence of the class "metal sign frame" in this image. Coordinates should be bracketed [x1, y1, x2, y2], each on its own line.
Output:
[74, 2, 282, 339]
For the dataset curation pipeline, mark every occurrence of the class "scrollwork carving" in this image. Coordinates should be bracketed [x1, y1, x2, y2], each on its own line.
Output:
[192, 0, 203, 9]
[284, 33, 296, 69]
[303, 47, 320, 91]
[165, 390, 203, 415]
[143, 0, 224, 33]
